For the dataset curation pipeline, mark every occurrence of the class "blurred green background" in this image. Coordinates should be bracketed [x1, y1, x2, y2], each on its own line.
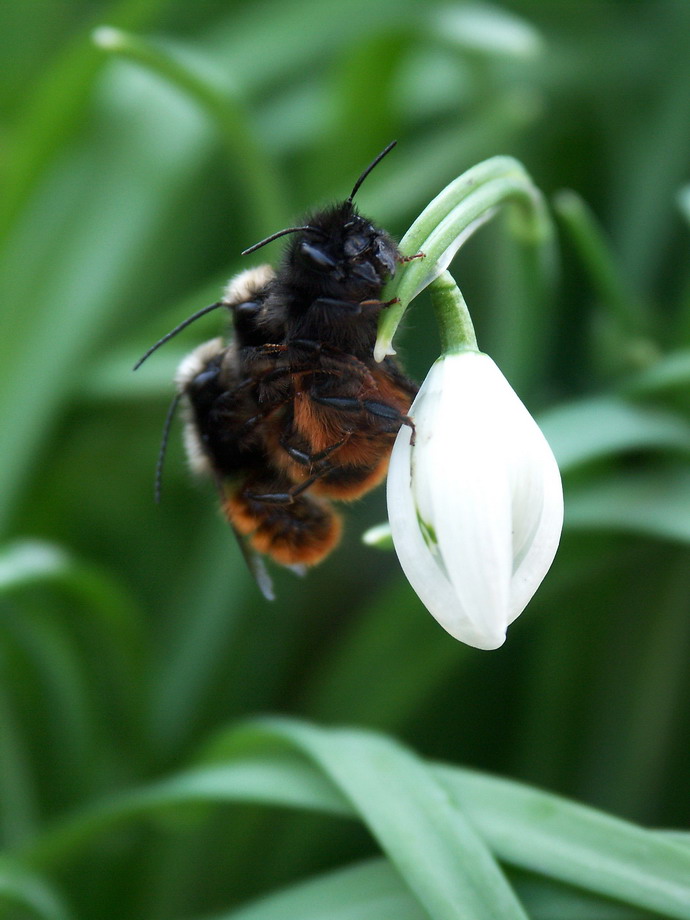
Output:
[2, 1, 690, 918]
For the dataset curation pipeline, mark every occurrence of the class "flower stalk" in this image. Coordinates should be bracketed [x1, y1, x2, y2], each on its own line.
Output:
[92, 26, 285, 235]
[376, 156, 552, 361]
[429, 271, 478, 355]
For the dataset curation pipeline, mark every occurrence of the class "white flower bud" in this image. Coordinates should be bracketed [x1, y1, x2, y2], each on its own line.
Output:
[387, 351, 563, 649]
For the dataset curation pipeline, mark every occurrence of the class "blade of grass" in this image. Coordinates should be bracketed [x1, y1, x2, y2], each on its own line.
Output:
[554, 190, 647, 338]
[208, 857, 658, 920]
[538, 396, 690, 471]
[0, 540, 146, 743]
[249, 721, 529, 920]
[19, 719, 690, 918]
[434, 762, 690, 920]
[0, 0, 168, 242]
[92, 27, 286, 236]
[623, 349, 690, 396]
[0, 683, 38, 846]
[566, 468, 690, 544]
[0, 67, 216, 534]
[204, 859, 426, 920]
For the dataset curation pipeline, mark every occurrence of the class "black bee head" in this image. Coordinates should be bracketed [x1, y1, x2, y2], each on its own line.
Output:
[287, 203, 399, 301]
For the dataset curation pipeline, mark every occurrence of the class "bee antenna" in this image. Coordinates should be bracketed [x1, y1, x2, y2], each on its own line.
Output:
[133, 302, 224, 370]
[347, 140, 397, 204]
[155, 391, 182, 504]
[241, 225, 328, 256]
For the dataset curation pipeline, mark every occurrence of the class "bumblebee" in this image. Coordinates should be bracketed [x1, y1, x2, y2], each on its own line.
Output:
[138, 142, 419, 596]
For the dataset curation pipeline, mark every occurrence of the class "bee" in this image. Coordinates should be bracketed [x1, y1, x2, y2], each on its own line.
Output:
[137, 141, 419, 597]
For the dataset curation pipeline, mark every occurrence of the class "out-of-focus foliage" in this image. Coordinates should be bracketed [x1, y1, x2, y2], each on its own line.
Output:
[1, 1, 690, 918]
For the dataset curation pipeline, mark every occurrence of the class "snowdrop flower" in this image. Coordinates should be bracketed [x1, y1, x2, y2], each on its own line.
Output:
[386, 275, 563, 650]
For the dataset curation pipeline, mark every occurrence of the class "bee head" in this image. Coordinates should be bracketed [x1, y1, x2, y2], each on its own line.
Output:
[241, 142, 399, 304]
[288, 203, 399, 298]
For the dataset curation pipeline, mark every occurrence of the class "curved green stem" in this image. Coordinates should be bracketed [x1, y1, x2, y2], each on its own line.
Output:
[553, 189, 647, 337]
[429, 271, 478, 354]
[375, 156, 552, 360]
[93, 27, 285, 235]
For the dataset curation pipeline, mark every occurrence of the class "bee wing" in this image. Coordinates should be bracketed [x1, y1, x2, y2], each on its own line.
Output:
[209, 471, 276, 601]
[230, 523, 276, 601]
[287, 563, 308, 578]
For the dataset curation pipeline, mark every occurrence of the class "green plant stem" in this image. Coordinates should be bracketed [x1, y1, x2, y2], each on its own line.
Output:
[376, 157, 551, 360]
[93, 27, 285, 235]
[428, 272, 478, 354]
[0, 0, 167, 245]
[553, 189, 647, 337]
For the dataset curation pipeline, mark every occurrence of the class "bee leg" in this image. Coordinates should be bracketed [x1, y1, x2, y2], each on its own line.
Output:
[247, 465, 334, 505]
[254, 343, 288, 356]
[358, 296, 400, 311]
[310, 394, 415, 437]
[280, 435, 351, 468]
[239, 395, 293, 431]
[361, 400, 416, 442]
[287, 340, 377, 386]
[290, 338, 323, 353]
[398, 251, 425, 263]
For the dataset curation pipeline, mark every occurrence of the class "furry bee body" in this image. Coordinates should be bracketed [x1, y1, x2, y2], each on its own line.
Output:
[142, 143, 419, 593]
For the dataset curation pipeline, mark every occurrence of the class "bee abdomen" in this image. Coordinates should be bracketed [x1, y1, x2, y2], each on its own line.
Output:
[312, 456, 390, 500]
[225, 485, 341, 566]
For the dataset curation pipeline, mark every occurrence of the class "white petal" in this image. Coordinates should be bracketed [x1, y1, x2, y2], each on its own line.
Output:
[387, 425, 507, 649]
[435, 354, 563, 623]
[509, 426, 563, 621]
[423, 360, 513, 644]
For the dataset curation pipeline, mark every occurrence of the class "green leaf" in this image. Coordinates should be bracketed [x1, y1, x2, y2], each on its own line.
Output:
[21, 719, 690, 919]
[0, 539, 145, 696]
[678, 185, 690, 226]
[244, 721, 529, 920]
[0, 0, 167, 242]
[434, 764, 690, 920]
[538, 396, 690, 471]
[0, 858, 72, 920]
[208, 858, 658, 920]
[29, 725, 528, 920]
[430, 5, 543, 59]
[566, 468, 690, 544]
[623, 349, 690, 396]
[553, 190, 646, 338]
[201, 859, 426, 920]
[0, 59, 217, 533]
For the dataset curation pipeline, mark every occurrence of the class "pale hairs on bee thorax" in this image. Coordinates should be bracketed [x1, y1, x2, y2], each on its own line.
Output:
[221, 265, 275, 306]
[175, 338, 226, 477]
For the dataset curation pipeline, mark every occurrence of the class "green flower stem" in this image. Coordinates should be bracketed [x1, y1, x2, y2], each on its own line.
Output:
[0, 0, 165, 245]
[553, 189, 647, 337]
[429, 271, 478, 354]
[375, 156, 551, 360]
[93, 27, 285, 235]
[678, 185, 690, 226]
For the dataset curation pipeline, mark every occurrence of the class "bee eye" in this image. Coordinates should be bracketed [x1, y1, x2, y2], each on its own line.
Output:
[234, 300, 260, 317]
[300, 240, 337, 269]
[344, 233, 369, 257]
